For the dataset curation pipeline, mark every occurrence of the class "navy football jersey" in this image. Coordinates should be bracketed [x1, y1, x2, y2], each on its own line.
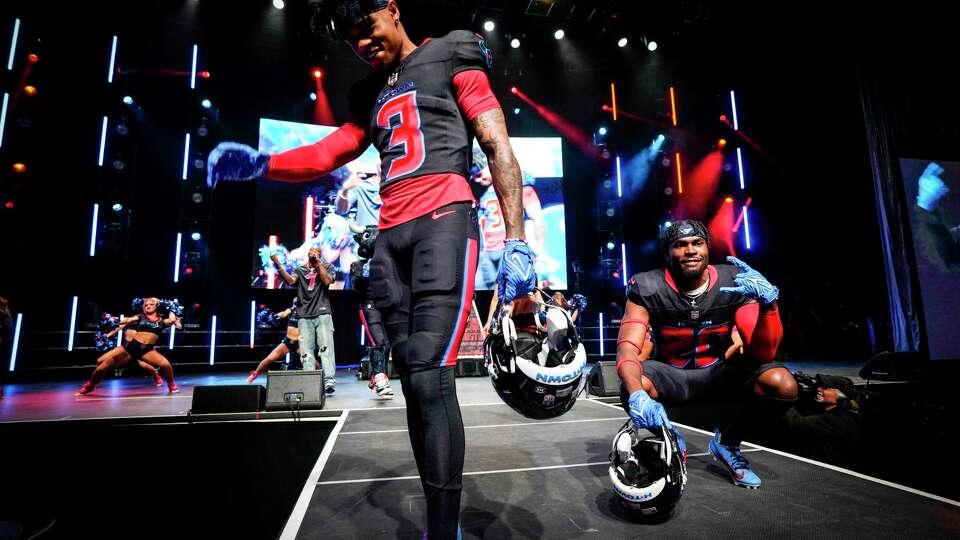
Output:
[626, 265, 753, 369]
[348, 30, 494, 189]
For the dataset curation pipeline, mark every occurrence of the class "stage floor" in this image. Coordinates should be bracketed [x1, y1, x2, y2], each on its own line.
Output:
[4, 365, 955, 539]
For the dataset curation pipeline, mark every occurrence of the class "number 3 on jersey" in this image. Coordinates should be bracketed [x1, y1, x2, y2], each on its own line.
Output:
[377, 91, 426, 181]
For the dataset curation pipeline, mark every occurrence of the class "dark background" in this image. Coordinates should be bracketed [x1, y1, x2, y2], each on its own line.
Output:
[2, 1, 960, 373]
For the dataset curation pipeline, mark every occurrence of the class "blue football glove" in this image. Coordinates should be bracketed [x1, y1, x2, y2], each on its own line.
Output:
[628, 389, 686, 456]
[497, 239, 536, 303]
[719, 256, 780, 306]
[207, 142, 270, 189]
[917, 161, 949, 212]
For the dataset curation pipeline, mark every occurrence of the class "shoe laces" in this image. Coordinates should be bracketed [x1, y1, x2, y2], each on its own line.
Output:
[724, 445, 749, 470]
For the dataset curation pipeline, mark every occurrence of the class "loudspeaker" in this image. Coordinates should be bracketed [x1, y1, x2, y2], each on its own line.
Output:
[456, 358, 486, 377]
[265, 371, 326, 411]
[588, 360, 621, 397]
[191, 385, 265, 414]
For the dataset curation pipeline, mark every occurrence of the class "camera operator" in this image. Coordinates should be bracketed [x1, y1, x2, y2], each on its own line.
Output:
[783, 372, 860, 469]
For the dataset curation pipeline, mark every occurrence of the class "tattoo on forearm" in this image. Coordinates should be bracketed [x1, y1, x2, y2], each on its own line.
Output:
[474, 108, 524, 239]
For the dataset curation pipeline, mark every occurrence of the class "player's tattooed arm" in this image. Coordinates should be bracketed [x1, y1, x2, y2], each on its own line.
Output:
[473, 108, 524, 240]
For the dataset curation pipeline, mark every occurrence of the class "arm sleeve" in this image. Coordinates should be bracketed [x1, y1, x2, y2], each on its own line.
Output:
[452, 69, 500, 121]
[734, 302, 783, 362]
[266, 122, 369, 182]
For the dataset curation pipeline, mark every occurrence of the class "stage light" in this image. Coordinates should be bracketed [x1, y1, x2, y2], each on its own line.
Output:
[3, 201, 13, 209]
[28, 53, 38, 63]
[89, 204, 99, 256]
[311, 67, 323, 79]
[599, 313, 605, 356]
[23, 85, 36, 96]
[169, 324, 176, 349]
[191, 232, 201, 241]
[209, 315, 217, 365]
[621, 244, 629, 286]
[190, 44, 198, 89]
[725, 197, 734, 203]
[647, 40, 658, 51]
[112, 159, 125, 170]
[737, 147, 745, 189]
[114, 122, 128, 135]
[1, 92, 9, 147]
[554, 29, 565, 40]
[513, 107, 520, 115]
[122, 95, 134, 105]
[511, 38, 520, 49]
[309, 92, 317, 101]
[200, 71, 210, 79]
[174, 232, 182, 282]
[67, 296, 78, 352]
[720, 114, 727, 122]
[98, 116, 108, 166]
[656, 134, 665, 142]
[273, 0, 285, 9]
[107, 35, 117, 83]
[304, 195, 315, 242]
[182, 133, 191, 180]
[718, 138, 727, 148]
[597, 126, 607, 136]
[250, 300, 256, 349]
[193, 157, 205, 170]
[13, 162, 25, 173]
[664, 221, 672, 228]
[112, 202, 123, 212]
[8, 18, 20, 71]
[510, 86, 517, 94]
[606, 241, 615, 251]
[617, 37, 628, 48]
[201, 98, 212, 108]
[185, 266, 195, 275]
[730, 90, 740, 130]
[743, 205, 752, 250]
[192, 192, 204, 203]
[483, 20, 495, 32]
[197, 125, 208, 137]
[8, 313, 22, 371]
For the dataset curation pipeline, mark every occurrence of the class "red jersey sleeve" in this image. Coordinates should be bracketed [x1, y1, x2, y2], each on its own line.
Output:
[452, 70, 500, 121]
[265, 122, 370, 182]
[734, 302, 783, 363]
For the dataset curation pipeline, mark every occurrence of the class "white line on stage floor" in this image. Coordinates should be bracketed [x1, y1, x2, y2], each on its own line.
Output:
[583, 397, 960, 508]
[340, 416, 628, 435]
[316, 461, 611, 486]
[279, 410, 349, 540]
[334, 401, 506, 412]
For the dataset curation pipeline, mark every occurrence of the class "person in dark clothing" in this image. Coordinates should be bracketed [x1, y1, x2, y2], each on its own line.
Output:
[783, 373, 860, 469]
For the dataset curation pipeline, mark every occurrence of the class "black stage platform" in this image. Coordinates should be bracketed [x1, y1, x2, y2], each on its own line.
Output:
[2, 370, 958, 539]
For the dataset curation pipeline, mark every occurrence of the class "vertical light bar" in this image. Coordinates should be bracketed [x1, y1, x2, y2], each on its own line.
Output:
[267, 235, 278, 289]
[730, 90, 739, 131]
[249, 300, 256, 349]
[7, 18, 20, 71]
[181, 133, 191, 180]
[610, 83, 618, 121]
[168, 325, 176, 349]
[67, 296, 78, 352]
[669, 86, 678, 126]
[736, 147, 745, 190]
[360, 325, 365, 346]
[173, 232, 182, 283]
[0, 92, 9, 148]
[598, 313, 605, 357]
[675, 153, 683, 194]
[107, 35, 118, 83]
[304, 196, 314, 242]
[209, 315, 217, 365]
[98, 116, 108, 166]
[190, 44, 198, 89]
[89, 203, 100, 256]
[743, 206, 752, 250]
[621, 244, 628, 287]
[8, 313, 23, 371]
[285, 351, 290, 365]
[615, 156, 622, 197]
[117, 314, 124, 347]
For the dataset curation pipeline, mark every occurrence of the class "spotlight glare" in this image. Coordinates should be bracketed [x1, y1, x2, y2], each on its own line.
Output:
[647, 40, 658, 51]
[201, 98, 212, 108]
[273, 0, 285, 9]
[510, 86, 517, 94]
[13, 162, 26, 173]
[311, 68, 323, 79]
[554, 29, 565, 40]
[309, 92, 317, 101]
[718, 138, 727, 148]
[606, 241, 615, 250]
[724, 197, 734, 203]
[28, 53, 38, 63]
[122, 95, 133, 105]
[513, 107, 520, 115]
[23, 85, 36, 96]
[617, 37, 628, 48]
[598, 126, 607, 136]
[112, 203, 123, 212]
[191, 232, 201, 241]
[483, 20, 495, 32]
[510, 38, 520, 49]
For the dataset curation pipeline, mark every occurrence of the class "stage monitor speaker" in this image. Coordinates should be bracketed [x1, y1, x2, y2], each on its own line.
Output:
[190, 385, 265, 414]
[265, 371, 326, 411]
[589, 360, 621, 397]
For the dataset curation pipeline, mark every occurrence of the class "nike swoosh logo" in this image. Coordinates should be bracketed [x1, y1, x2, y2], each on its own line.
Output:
[432, 209, 456, 220]
[511, 253, 532, 278]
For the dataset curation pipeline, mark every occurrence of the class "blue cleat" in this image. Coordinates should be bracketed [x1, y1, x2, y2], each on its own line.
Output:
[709, 428, 761, 489]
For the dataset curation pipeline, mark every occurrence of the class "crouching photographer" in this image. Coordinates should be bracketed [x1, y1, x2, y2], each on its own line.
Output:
[781, 371, 861, 469]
